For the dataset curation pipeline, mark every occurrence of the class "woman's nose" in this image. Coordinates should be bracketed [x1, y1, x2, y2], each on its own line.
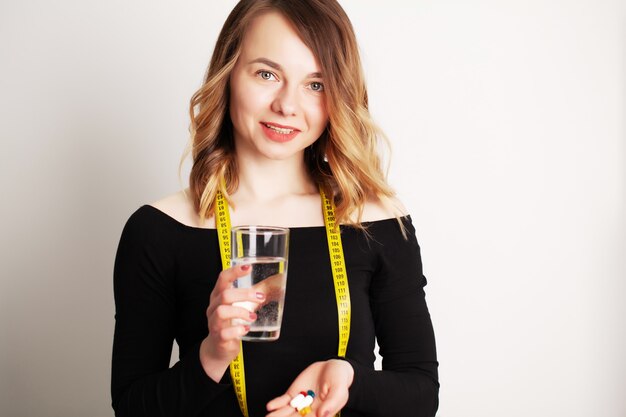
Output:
[271, 84, 298, 116]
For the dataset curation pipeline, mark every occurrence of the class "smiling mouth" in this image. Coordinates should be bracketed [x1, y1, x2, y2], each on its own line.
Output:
[262, 122, 297, 134]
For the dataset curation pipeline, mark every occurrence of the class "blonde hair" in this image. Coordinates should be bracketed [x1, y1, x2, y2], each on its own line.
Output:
[183, 0, 396, 228]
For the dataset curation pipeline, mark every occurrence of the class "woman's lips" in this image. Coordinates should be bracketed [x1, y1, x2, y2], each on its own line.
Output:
[260, 122, 300, 142]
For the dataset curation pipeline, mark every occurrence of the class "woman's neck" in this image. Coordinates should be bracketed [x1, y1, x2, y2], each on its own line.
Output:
[227, 152, 324, 227]
[233, 153, 317, 204]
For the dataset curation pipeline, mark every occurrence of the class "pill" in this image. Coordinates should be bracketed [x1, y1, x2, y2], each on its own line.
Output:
[298, 395, 313, 409]
[290, 394, 305, 408]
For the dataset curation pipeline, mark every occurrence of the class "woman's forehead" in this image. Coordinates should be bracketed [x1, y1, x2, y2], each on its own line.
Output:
[240, 11, 322, 75]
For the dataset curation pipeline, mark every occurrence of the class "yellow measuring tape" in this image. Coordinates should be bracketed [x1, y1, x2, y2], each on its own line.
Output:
[215, 187, 351, 417]
[215, 190, 248, 414]
[320, 188, 351, 358]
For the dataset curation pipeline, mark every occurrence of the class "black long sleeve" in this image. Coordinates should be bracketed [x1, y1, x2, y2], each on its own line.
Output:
[344, 219, 439, 416]
[111, 207, 235, 416]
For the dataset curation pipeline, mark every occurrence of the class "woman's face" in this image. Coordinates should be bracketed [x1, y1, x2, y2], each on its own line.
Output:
[229, 12, 328, 162]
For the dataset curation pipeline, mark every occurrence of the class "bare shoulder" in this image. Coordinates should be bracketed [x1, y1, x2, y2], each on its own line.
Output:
[150, 189, 212, 228]
[360, 195, 409, 222]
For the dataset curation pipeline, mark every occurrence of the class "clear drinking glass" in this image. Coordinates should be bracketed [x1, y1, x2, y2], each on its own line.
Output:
[231, 226, 289, 341]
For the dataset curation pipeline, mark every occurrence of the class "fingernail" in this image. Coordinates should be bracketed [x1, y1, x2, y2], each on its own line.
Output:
[249, 312, 257, 320]
[255, 292, 265, 300]
[241, 264, 251, 271]
[243, 325, 250, 332]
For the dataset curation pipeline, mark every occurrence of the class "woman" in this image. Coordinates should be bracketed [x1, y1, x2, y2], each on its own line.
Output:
[111, 1, 439, 416]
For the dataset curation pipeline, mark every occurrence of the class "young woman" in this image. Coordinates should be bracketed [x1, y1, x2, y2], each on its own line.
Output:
[111, 1, 439, 416]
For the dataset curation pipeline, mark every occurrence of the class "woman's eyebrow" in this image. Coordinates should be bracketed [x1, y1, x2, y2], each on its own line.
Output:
[248, 57, 322, 78]
[248, 57, 282, 71]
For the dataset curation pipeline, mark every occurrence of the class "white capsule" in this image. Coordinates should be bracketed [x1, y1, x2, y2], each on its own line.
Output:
[296, 395, 314, 411]
[290, 394, 306, 408]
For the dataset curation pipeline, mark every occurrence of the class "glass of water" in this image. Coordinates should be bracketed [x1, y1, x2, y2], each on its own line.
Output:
[231, 226, 289, 341]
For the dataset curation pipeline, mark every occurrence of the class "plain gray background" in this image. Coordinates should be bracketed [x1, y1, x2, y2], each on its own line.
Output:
[1, 1, 625, 416]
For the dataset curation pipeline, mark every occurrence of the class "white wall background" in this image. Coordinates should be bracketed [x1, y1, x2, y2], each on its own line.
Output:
[1, 1, 624, 416]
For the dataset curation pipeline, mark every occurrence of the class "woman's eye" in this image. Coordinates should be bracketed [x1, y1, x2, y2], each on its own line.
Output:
[309, 82, 324, 92]
[257, 70, 277, 81]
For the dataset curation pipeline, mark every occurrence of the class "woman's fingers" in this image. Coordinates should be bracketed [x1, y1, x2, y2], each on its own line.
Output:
[265, 395, 299, 417]
[200, 265, 268, 368]
[213, 264, 251, 293]
[316, 386, 347, 417]
[210, 304, 257, 329]
[216, 323, 250, 342]
[266, 393, 292, 411]
[206, 265, 266, 341]
[210, 266, 265, 307]
[220, 286, 265, 305]
[252, 272, 284, 296]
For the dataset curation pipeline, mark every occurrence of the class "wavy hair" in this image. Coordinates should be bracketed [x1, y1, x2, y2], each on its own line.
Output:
[183, 0, 397, 228]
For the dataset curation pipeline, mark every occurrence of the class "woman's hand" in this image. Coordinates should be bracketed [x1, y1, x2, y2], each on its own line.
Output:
[266, 359, 354, 417]
[199, 264, 265, 382]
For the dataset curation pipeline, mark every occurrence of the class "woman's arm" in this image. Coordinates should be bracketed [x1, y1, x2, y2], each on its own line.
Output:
[111, 208, 231, 417]
[344, 217, 439, 416]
